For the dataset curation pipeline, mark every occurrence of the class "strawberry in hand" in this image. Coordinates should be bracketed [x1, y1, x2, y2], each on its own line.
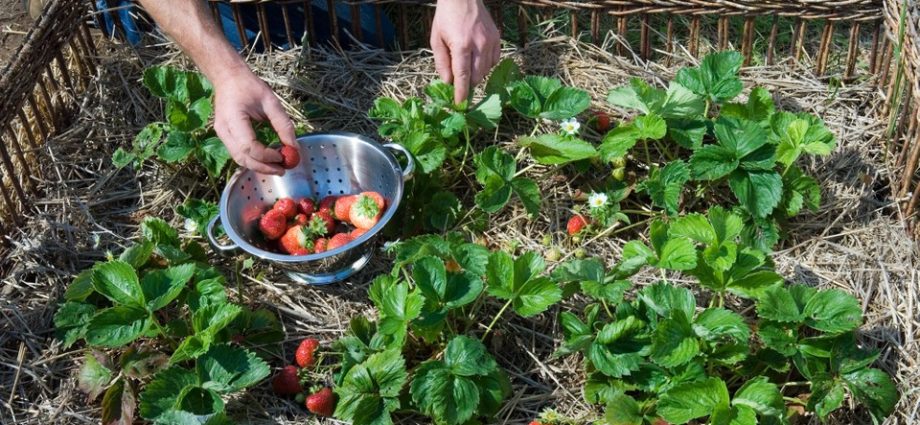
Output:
[279, 145, 300, 169]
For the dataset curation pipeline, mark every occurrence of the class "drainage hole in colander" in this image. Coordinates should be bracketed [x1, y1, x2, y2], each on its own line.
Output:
[247, 177, 251, 181]
[326, 179, 331, 183]
[310, 157, 315, 161]
[268, 189, 272, 193]
[247, 196, 250, 200]
[336, 167, 341, 171]
[313, 180, 319, 185]
[338, 179, 342, 183]
[327, 190, 332, 195]
[339, 190, 345, 194]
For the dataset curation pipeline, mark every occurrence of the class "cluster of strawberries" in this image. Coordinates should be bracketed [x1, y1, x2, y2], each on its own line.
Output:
[257, 191, 386, 255]
[271, 338, 337, 417]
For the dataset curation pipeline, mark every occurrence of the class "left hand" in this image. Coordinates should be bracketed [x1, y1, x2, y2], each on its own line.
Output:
[430, 0, 501, 104]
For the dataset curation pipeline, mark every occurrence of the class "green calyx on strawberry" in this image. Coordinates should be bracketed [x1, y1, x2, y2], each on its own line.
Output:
[308, 214, 330, 236]
[280, 225, 315, 255]
[349, 194, 382, 230]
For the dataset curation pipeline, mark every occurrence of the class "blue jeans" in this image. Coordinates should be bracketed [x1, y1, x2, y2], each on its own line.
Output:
[96, 0, 395, 50]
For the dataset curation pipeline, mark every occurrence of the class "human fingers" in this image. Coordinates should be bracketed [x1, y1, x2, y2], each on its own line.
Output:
[227, 115, 284, 175]
[431, 32, 453, 83]
[262, 95, 297, 147]
[451, 43, 472, 104]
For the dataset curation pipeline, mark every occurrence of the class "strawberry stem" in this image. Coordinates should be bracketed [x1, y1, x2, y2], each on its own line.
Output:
[480, 298, 513, 342]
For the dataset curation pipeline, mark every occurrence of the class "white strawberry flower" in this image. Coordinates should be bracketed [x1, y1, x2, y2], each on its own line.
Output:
[588, 192, 608, 208]
[381, 239, 401, 252]
[560, 118, 581, 136]
[184, 218, 198, 234]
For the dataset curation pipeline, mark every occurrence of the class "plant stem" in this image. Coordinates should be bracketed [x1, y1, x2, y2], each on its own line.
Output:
[783, 396, 807, 406]
[704, 99, 711, 118]
[150, 317, 178, 350]
[480, 299, 513, 342]
[601, 300, 613, 318]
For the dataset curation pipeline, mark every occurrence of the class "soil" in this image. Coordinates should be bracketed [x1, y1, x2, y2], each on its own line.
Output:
[0, 0, 30, 66]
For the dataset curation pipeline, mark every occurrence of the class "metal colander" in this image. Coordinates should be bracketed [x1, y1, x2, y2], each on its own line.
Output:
[206, 132, 414, 284]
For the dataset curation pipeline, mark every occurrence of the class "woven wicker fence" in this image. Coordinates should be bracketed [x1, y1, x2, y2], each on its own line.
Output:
[0, 0, 918, 234]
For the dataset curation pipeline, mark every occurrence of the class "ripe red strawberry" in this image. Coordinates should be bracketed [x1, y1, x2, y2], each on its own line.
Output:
[293, 213, 309, 226]
[271, 365, 302, 395]
[279, 225, 314, 255]
[349, 195, 382, 230]
[313, 238, 328, 253]
[305, 387, 336, 417]
[279, 145, 300, 169]
[528, 422, 543, 425]
[594, 111, 611, 132]
[295, 338, 320, 368]
[350, 227, 367, 239]
[566, 215, 589, 236]
[314, 210, 336, 234]
[327, 233, 353, 250]
[298, 198, 315, 216]
[274, 198, 297, 219]
[318, 195, 338, 214]
[360, 191, 386, 210]
[333, 195, 358, 223]
[259, 209, 288, 240]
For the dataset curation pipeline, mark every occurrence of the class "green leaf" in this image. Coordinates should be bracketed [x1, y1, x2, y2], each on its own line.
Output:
[157, 131, 195, 163]
[175, 386, 223, 417]
[141, 217, 180, 247]
[508, 80, 541, 118]
[639, 283, 695, 319]
[486, 251, 561, 317]
[757, 286, 804, 323]
[196, 136, 231, 177]
[510, 177, 541, 218]
[78, 353, 114, 400]
[732, 376, 783, 418]
[727, 270, 783, 299]
[667, 118, 707, 150]
[484, 58, 522, 103]
[651, 312, 700, 367]
[196, 344, 270, 393]
[142, 263, 195, 311]
[758, 321, 798, 356]
[638, 160, 690, 215]
[335, 350, 406, 424]
[656, 236, 698, 271]
[722, 87, 775, 123]
[518, 134, 598, 165]
[689, 145, 738, 180]
[400, 130, 447, 174]
[119, 241, 155, 269]
[658, 377, 730, 424]
[605, 393, 643, 425]
[85, 306, 151, 348]
[192, 302, 243, 335]
[843, 368, 899, 423]
[729, 170, 783, 219]
[809, 378, 846, 420]
[138, 366, 198, 421]
[444, 335, 498, 377]
[599, 114, 666, 162]
[588, 316, 649, 377]
[607, 78, 705, 119]
[675, 51, 744, 103]
[425, 80, 454, 106]
[693, 308, 749, 343]
[92, 260, 145, 308]
[54, 301, 96, 347]
[440, 112, 466, 138]
[372, 276, 424, 344]
[411, 363, 479, 425]
[803, 289, 862, 334]
[467, 94, 503, 130]
[774, 115, 836, 167]
[112, 148, 136, 169]
[541, 86, 591, 120]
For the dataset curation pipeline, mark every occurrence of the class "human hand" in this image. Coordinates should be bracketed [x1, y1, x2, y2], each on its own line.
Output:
[430, 0, 501, 104]
[212, 67, 296, 175]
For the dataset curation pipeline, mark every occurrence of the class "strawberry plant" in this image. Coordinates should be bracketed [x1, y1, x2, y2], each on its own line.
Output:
[554, 207, 898, 424]
[113, 66, 231, 178]
[53, 217, 281, 423]
[603, 51, 834, 250]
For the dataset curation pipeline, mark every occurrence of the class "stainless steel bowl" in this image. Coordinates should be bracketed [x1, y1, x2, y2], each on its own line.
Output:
[206, 132, 414, 284]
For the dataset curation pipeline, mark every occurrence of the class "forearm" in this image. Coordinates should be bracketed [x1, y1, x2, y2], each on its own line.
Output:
[137, 0, 248, 84]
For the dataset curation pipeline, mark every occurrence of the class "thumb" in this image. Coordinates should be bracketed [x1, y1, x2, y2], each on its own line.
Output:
[264, 96, 297, 147]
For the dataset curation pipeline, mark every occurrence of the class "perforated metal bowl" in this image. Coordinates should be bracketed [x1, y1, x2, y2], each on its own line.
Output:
[206, 132, 413, 284]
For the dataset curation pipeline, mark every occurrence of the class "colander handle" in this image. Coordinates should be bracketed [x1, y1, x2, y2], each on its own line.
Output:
[206, 216, 239, 254]
[384, 143, 414, 181]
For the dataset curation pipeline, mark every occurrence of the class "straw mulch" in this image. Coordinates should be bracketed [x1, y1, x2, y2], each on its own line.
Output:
[0, 30, 917, 425]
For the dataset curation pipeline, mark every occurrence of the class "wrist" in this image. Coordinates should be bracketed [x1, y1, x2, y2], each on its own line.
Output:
[202, 53, 253, 88]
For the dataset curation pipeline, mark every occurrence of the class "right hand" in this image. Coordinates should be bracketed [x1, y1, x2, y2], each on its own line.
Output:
[212, 68, 296, 175]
